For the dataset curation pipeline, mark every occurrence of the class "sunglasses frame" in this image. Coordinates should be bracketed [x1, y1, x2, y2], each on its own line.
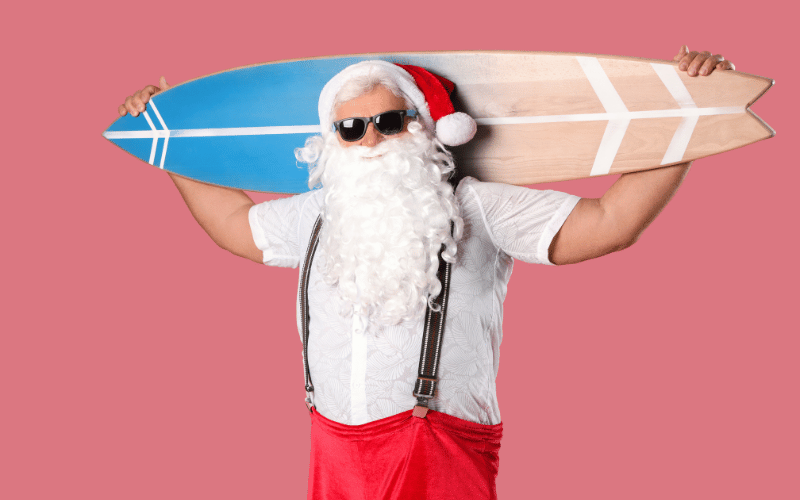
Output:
[332, 109, 418, 142]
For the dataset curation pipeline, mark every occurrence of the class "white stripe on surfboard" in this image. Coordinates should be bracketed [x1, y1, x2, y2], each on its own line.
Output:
[576, 57, 628, 113]
[160, 135, 170, 169]
[142, 111, 158, 165]
[576, 56, 630, 176]
[104, 107, 745, 140]
[150, 100, 169, 129]
[661, 115, 699, 165]
[593, 118, 629, 176]
[474, 106, 743, 125]
[651, 63, 699, 165]
[150, 100, 170, 169]
[651, 63, 697, 109]
[104, 124, 323, 139]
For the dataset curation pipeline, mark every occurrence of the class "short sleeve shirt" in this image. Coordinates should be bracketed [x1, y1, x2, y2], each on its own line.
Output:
[249, 177, 579, 425]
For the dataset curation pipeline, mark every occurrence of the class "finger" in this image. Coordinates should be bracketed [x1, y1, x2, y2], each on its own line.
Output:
[699, 54, 724, 75]
[678, 50, 698, 71]
[140, 85, 158, 103]
[124, 95, 139, 117]
[118, 104, 128, 117]
[673, 44, 689, 61]
[687, 51, 711, 76]
[131, 93, 146, 114]
[716, 60, 735, 71]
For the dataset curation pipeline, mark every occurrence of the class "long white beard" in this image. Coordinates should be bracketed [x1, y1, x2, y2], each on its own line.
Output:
[317, 123, 462, 328]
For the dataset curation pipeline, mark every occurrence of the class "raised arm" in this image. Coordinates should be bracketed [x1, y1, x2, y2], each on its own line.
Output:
[119, 78, 262, 263]
[549, 161, 690, 264]
[549, 46, 735, 265]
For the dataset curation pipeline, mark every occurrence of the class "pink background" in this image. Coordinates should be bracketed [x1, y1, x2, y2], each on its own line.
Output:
[3, 1, 797, 498]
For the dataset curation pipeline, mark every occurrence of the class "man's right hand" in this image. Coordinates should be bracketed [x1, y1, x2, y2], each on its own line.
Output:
[118, 76, 170, 117]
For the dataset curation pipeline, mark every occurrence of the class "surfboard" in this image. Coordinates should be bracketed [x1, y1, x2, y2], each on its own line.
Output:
[103, 51, 774, 193]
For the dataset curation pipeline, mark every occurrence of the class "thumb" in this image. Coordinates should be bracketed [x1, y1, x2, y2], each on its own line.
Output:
[159, 76, 170, 91]
[674, 45, 688, 61]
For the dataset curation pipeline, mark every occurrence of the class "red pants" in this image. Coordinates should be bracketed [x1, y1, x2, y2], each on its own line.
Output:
[308, 408, 503, 499]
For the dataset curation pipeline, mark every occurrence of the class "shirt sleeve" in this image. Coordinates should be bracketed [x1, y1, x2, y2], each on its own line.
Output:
[248, 190, 322, 268]
[459, 178, 580, 265]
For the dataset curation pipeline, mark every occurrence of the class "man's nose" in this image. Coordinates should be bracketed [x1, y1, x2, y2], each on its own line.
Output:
[360, 123, 382, 147]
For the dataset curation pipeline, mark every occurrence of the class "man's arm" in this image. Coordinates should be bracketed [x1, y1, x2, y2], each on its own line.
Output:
[168, 173, 262, 263]
[549, 46, 734, 265]
[119, 78, 263, 263]
[549, 162, 690, 264]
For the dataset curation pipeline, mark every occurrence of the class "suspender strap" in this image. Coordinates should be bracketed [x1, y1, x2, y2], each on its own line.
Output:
[412, 240, 452, 417]
[300, 215, 323, 408]
[299, 216, 453, 419]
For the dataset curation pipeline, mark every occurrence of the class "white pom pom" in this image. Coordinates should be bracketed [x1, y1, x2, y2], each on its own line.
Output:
[435, 112, 477, 146]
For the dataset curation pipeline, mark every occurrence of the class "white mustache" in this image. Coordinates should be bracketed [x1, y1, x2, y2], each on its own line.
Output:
[345, 140, 401, 160]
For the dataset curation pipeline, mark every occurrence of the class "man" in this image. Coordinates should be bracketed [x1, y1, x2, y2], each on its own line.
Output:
[118, 46, 734, 499]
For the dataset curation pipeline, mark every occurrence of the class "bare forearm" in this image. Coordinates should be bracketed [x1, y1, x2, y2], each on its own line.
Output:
[168, 172, 261, 261]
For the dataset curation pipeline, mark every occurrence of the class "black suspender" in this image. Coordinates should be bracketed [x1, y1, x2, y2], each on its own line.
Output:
[300, 216, 323, 410]
[411, 235, 452, 418]
[299, 216, 453, 418]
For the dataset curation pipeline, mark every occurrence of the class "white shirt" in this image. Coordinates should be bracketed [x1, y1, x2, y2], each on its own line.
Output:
[249, 177, 579, 425]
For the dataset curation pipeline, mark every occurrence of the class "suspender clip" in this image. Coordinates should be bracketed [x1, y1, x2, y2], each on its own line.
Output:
[413, 398, 429, 418]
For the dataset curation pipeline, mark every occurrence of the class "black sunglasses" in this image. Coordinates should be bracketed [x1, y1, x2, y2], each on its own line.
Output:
[332, 109, 417, 142]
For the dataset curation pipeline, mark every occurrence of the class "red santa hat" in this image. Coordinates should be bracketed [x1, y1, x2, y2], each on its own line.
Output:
[318, 60, 477, 147]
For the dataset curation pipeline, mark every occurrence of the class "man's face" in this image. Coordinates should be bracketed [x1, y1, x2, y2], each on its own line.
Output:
[333, 85, 411, 148]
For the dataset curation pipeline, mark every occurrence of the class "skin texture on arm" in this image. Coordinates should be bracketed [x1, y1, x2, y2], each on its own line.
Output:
[549, 162, 690, 264]
[167, 172, 262, 263]
[549, 46, 734, 265]
[119, 78, 263, 263]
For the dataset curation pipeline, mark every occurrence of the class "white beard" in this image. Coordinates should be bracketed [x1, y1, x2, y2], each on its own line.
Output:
[317, 123, 462, 328]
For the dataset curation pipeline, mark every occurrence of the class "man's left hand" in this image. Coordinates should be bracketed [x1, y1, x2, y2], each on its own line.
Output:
[673, 45, 735, 76]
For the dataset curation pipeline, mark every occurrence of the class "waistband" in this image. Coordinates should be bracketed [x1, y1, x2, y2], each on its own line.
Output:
[311, 408, 503, 444]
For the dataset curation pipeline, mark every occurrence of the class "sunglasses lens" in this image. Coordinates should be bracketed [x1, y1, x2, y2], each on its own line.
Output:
[338, 118, 366, 141]
[336, 111, 408, 141]
[374, 112, 404, 135]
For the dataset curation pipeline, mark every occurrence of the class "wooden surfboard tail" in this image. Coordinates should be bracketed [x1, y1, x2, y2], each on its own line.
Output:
[440, 54, 776, 185]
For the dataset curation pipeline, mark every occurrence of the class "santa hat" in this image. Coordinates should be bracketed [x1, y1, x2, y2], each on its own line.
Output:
[318, 60, 477, 147]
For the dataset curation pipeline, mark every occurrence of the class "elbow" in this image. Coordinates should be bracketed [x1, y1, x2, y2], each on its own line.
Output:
[210, 232, 234, 254]
[615, 238, 637, 253]
[600, 223, 642, 255]
[612, 228, 642, 253]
